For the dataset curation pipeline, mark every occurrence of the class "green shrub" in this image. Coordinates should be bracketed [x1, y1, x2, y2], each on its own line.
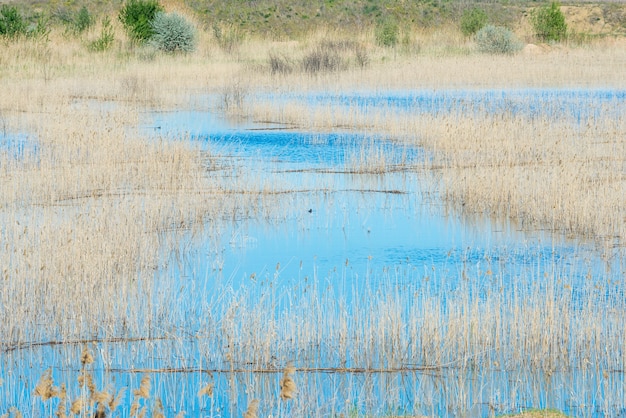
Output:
[475, 25, 523, 54]
[119, 0, 163, 42]
[73, 6, 94, 34]
[460, 7, 488, 37]
[28, 14, 50, 41]
[89, 16, 115, 52]
[0, 5, 26, 40]
[375, 19, 399, 47]
[532, 2, 567, 42]
[149, 12, 196, 53]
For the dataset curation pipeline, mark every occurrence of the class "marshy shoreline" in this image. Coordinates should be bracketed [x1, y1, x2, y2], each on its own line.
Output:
[1, 5, 626, 416]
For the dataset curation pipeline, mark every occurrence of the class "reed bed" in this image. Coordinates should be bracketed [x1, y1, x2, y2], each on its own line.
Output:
[1, 20, 626, 417]
[9, 258, 626, 416]
[247, 95, 626, 248]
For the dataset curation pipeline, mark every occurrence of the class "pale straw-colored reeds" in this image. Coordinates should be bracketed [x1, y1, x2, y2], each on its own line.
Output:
[2, 14, 626, 417]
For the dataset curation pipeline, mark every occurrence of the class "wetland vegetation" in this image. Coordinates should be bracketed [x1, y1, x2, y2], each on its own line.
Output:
[1, 0, 626, 416]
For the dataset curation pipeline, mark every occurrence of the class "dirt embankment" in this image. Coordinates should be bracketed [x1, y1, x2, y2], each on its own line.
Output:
[518, 3, 626, 40]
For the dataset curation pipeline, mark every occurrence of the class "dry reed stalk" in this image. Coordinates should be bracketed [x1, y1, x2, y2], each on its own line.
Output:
[109, 387, 126, 413]
[78, 371, 96, 399]
[153, 399, 165, 418]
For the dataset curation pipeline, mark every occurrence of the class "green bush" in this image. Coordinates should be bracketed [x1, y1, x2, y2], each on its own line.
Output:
[74, 6, 94, 34]
[55, 6, 91, 36]
[119, 0, 163, 42]
[0, 5, 26, 39]
[532, 2, 567, 42]
[475, 25, 523, 54]
[149, 12, 196, 53]
[29, 14, 50, 41]
[89, 16, 115, 52]
[460, 7, 488, 37]
[375, 19, 399, 47]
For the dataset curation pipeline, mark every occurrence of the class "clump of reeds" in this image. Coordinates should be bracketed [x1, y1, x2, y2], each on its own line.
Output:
[32, 347, 172, 418]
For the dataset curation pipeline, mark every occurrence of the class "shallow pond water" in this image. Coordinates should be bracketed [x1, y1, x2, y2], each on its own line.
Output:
[3, 89, 626, 417]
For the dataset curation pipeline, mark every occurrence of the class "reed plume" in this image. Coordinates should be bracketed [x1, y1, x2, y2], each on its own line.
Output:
[130, 398, 140, 417]
[133, 375, 151, 399]
[243, 399, 259, 418]
[94, 390, 113, 415]
[1, 410, 22, 418]
[70, 399, 83, 415]
[197, 382, 214, 397]
[279, 363, 297, 400]
[80, 346, 94, 366]
[34, 369, 56, 401]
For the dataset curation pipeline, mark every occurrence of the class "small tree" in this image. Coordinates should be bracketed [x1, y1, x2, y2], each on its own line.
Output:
[461, 7, 488, 37]
[0, 5, 26, 39]
[119, 0, 163, 42]
[149, 12, 196, 53]
[375, 18, 399, 47]
[475, 25, 523, 55]
[74, 6, 94, 34]
[532, 2, 567, 42]
[89, 16, 115, 52]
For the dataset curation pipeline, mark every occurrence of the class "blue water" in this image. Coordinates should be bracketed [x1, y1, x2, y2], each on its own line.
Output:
[0, 132, 38, 162]
[278, 88, 626, 121]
